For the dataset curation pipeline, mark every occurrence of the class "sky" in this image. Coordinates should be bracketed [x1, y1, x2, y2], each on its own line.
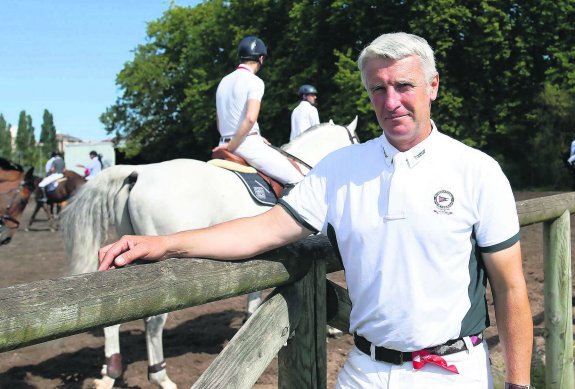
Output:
[1, 0, 202, 143]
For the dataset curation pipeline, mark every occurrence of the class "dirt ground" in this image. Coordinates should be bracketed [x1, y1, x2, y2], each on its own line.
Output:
[0, 192, 573, 388]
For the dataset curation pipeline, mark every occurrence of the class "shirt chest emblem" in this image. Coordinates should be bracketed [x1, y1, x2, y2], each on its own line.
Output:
[433, 190, 454, 215]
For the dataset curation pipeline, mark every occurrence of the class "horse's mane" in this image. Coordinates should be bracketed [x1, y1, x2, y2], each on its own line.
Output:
[0, 157, 23, 172]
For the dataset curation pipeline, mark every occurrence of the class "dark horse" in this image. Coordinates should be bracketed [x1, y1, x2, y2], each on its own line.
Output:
[0, 158, 36, 245]
[27, 170, 86, 231]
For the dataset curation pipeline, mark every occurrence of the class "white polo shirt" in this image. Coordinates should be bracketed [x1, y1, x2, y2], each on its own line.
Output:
[290, 100, 320, 140]
[216, 65, 264, 138]
[279, 122, 520, 351]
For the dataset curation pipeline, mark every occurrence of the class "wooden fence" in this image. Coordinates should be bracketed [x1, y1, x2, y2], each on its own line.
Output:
[0, 193, 573, 388]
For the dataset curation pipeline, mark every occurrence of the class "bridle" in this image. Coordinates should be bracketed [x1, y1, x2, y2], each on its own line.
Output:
[343, 124, 361, 145]
[272, 123, 360, 170]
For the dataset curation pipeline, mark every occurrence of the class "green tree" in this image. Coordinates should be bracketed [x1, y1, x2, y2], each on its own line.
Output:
[0, 114, 12, 160]
[14, 110, 36, 167]
[101, 1, 231, 161]
[40, 109, 58, 157]
[102, 0, 575, 189]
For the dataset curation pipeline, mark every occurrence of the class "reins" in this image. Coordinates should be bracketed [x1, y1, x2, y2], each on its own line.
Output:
[270, 145, 313, 170]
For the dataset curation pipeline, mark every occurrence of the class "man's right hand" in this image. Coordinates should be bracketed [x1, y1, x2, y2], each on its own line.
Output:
[98, 235, 169, 271]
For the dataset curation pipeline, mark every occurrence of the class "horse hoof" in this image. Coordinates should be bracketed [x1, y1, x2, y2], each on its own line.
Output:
[93, 375, 115, 389]
[149, 370, 178, 389]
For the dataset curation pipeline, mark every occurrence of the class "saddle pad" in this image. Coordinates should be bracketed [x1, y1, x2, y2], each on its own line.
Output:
[232, 171, 277, 206]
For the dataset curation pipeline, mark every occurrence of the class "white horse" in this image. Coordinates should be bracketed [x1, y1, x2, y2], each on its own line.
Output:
[61, 118, 359, 389]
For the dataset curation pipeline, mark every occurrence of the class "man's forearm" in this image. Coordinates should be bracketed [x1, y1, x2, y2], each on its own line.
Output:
[493, 285, 533, 385]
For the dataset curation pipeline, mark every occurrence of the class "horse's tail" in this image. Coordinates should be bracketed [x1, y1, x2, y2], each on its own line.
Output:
[60, 165, 143, 275]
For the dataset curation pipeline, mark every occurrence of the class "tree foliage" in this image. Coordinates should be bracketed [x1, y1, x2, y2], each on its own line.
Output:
[0, 114, 11, 160]
[39, 109, 58, 157]
[14, 111, 36, 166]
[103, 0, 575, 189]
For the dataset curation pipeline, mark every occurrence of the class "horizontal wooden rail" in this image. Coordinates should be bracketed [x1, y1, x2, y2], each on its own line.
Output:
[516, 192, 575, 226]
[0, 235, 336, 353]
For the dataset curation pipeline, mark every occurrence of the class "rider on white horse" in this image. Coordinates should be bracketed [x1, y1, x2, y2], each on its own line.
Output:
[213, 35, 303, 186]
[290, 84, 320, 141]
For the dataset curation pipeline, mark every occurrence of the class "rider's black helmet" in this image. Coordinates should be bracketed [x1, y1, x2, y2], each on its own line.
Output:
[298, 84, 318, 97]
[237, 36, 267, 62]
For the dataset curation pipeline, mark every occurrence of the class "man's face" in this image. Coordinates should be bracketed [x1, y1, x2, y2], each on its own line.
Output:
[364, 55, 438, 151]
[305, 94, 317, 105]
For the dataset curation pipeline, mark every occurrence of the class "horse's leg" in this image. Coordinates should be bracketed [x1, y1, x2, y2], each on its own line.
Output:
[93, 324, 123, 389]
[25, 203, 42, 230]
[145, 314, 177, 389]
[43, 203, 57, 232]
[246, 291, 262, 319]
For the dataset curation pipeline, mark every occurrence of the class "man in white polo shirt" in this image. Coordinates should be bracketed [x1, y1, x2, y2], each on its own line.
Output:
[99, 32, 533, 389]
[213, 35, 303, 185]
[290, 84, 320, 141]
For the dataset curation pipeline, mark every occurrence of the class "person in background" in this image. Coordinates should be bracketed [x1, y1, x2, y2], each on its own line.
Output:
[212, 35, 303, 186]
[567, 137, 575, 165]
[77, 150, 103, 180]
[38, 152, 65, 201]
[45, 151, 57, 175]
[98, 32, 533, 389]
[290, 84, 320, 141]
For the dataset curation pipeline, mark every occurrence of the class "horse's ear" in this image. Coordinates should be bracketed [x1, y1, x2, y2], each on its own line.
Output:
[347, 116, 358, 133]
[25, 167, 35, 180]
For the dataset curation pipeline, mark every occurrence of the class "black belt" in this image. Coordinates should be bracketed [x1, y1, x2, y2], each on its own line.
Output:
[220, 131, 259, 143]
[354, 332, 483, 365]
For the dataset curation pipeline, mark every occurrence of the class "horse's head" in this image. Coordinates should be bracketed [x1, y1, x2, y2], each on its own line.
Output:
[0, 167, 35, 245]
[282, 116, 360, 170]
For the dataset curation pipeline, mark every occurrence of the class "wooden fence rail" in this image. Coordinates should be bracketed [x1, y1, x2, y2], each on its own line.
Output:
[0, 193, 574, 388]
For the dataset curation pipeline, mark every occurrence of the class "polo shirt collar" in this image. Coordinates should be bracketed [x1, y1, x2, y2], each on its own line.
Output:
[380, 120, 438, 168]
[237, 64, 254, 73]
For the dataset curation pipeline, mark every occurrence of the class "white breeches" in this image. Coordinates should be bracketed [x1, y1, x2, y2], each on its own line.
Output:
[38, 173, 63, 188]
[227, 135, 304, 185]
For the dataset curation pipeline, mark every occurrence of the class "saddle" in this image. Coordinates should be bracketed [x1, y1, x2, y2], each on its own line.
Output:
[210, 149, 301, 199]
[47, 177, 67, 192]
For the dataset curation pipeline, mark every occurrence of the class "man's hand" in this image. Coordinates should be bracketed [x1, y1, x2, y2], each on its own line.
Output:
[212, 143, 229, 153]
[98, 235, 169, 271]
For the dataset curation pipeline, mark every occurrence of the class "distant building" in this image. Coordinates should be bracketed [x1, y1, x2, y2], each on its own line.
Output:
[56, 133, 83, 153]
[64, 141, 116, 176]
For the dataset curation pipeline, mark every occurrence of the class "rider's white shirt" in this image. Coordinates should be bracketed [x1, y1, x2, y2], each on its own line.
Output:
[215, 65, 302, 185]
[86, 157, 102, 180]
[280, 122, 519, 350]
[216, 65, 264, 138]
[290, 101, 319, 141]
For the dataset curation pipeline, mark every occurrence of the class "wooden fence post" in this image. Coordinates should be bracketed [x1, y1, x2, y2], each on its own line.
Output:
[278, 256, 327, 388]
[543, 210, 574, 389]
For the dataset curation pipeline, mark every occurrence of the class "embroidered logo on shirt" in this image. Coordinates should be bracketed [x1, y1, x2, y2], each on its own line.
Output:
[433, 190, 454, 214]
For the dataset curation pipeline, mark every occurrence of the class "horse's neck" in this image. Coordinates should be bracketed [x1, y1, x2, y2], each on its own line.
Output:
[284, 128, 350, 169]
[0, 171, 22, 183]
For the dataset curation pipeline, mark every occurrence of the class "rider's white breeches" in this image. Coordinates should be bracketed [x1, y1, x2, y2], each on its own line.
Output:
[229, 135, 304, 185]
[38, 173, 63, 188]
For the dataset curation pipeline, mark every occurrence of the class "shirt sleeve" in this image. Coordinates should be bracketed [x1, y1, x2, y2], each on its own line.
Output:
[279, 159, 330, 233]
[473, 156, 520, 252]
[310, 106, 320, 126]
[247, 77, 265, 101]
